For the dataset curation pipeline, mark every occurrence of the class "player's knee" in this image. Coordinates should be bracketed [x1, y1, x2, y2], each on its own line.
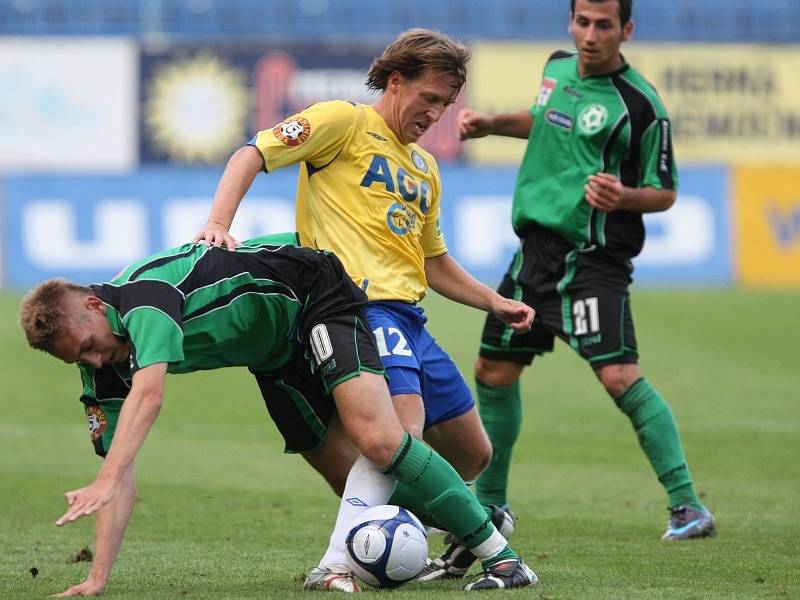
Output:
[474, 357, 522, 388]
[444, 430, 492, 481]
[351, 432, 397, 469]
[460, 446, 492, 481]
[596, 364, 641, 398]
[324, 472, 348, 497]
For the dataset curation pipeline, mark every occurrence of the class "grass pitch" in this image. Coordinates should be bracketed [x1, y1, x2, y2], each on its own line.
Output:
[1, 289, 798, 599]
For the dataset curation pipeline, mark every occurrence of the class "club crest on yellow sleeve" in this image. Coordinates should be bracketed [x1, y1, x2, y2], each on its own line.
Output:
[272, 116, 311, 146]
[86, 405, 107, 441]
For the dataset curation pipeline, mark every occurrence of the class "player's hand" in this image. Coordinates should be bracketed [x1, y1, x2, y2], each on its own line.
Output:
[191, 221, 240, 250]
[51, 578, 106, 597]
[491, 298, 535, 334]
[457, 108, 492, 140]
[56, 479, 117, 527]
[584, 172, 625, 212]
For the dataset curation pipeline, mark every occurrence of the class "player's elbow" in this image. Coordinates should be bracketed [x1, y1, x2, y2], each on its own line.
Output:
[657, 189, 677, 211]
[229, 144, 264, 172]
[139, 392, 165, 417]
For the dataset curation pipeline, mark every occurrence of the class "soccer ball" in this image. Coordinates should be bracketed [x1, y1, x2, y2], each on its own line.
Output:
[345, 504, 428, 588]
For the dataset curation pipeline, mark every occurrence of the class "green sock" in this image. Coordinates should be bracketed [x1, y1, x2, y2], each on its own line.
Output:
[615, 378, 701, 509]
[384, 433, 515, 560]
[388, 482, 441, 530]
[475, 379, 522, 508]
[389, 482, 494, 531]
[482, 545, 517, 569]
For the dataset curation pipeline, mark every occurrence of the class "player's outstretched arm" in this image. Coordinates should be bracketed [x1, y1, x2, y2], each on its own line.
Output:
[457, 108, 533, 140]
[192, 145, 264, 250]
[424, 253, 534, 333]
[52, 464, 137, 597]
[57, 363, 167, 527]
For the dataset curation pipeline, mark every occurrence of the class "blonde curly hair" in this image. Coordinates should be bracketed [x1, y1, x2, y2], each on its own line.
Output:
[19, 278, 92, 354]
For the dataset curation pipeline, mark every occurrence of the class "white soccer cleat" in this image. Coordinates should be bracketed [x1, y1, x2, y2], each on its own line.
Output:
[303, 564, 361, 593]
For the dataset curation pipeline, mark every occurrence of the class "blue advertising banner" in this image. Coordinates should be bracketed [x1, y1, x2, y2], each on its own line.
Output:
[3, 167, 299, 289]
[635, 166, 732, 284]
[2, 166, 731, 290]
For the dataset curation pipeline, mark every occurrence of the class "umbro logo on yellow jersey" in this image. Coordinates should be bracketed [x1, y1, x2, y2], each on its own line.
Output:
[366, 131, 388, 141]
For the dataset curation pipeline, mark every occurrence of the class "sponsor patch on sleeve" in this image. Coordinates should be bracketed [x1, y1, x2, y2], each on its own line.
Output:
[272, 116, 311, 146]
[537, 77, 558, 107]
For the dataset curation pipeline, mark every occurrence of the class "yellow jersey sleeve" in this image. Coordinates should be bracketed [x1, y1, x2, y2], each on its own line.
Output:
[250, 100, 357, 172]
[420, 159, 448, 258]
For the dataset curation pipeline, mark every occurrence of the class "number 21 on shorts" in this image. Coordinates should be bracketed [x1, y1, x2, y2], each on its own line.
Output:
[573, 297, 599, 335]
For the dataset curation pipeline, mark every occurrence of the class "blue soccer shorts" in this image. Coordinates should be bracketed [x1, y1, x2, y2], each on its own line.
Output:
[365, 300, 474, 430]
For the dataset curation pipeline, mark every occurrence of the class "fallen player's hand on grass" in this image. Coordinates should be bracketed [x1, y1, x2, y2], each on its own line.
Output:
[57, 479, 117, 526]
[51, 578, 106, 597]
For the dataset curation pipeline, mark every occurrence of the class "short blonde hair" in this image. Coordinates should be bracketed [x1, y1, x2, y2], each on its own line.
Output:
[19, 278, 92, 354]
[366, 28, 470, 95]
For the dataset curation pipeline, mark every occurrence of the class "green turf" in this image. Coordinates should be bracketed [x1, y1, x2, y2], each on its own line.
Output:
[1, 289, 798, 599]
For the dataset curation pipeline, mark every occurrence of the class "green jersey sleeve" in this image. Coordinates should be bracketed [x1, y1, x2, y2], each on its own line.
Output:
[124, 305, 184, 371]
[101, 280, 185, 372]
[638, 116, 678, 190]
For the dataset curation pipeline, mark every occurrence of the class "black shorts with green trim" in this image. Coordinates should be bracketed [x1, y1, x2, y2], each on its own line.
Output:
[480, 223, 638, 369]
[252, 305, 384, 453]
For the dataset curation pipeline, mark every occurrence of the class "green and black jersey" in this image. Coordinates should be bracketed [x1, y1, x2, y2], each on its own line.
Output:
[76, 232, 369, 456]
[93, 231, 324, 375]
[513, 50, 678, 260]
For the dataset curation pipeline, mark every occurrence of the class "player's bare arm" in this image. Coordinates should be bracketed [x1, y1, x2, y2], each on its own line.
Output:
[54, 463, 137, 597]
[424, 253, 534, 333]
[619, 183, 677, 212]
[192, 145, 264, 250]
[584, 172, 676, 213]
[57, 363, 167, 526]
[457, 108, 533, 140]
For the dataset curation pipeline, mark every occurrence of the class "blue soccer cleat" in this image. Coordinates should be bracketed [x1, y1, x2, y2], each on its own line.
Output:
[661, 505, 716, 541]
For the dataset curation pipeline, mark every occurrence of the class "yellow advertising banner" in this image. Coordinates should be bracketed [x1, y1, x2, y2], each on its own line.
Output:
[467, 43, 800, 165]
[735, 167, 800, 286]
[465, 42, 550, 165]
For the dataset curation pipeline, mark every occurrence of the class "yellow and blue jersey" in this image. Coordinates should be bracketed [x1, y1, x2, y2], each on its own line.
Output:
[249, 100, 447, 303]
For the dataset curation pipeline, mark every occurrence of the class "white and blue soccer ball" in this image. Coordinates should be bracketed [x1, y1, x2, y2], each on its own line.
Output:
[345, 504, 428, 588]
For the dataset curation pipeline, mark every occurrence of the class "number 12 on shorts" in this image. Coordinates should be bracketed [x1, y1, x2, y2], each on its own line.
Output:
[372, 327, 413, 357]
[573, 297, 599, 335]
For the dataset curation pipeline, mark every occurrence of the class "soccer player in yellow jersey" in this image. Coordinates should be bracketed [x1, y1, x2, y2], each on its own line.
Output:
[194, 30, 537, 591]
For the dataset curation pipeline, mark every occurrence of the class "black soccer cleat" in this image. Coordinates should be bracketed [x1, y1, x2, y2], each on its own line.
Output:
[463, 558, 538, 591]
[417, 505, 515, 581]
